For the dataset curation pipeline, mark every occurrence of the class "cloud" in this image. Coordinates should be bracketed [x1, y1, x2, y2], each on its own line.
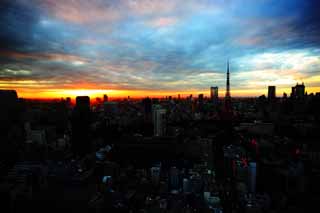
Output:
[146, 17, 178, 28]
[0, 0, 320, 97]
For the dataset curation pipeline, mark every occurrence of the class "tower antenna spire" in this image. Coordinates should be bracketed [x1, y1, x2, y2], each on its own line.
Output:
[226, 60, 230, 98]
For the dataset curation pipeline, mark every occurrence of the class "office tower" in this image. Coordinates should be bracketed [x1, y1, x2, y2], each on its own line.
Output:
[210, 86, 218, 101]
[291, 86, 296, 98]
[152, 105, 167, 137]
[142, 97, 153, 136]
[66, 97, 72, 107]
[71, 96, 91, 156]
[296, 83, 305, 98]
[76, 96, 90, 108]
[0, 90, 19, 138]
[143, 97, 152, 123]
[103, 94, 108, 102]
[198, 93, 204, 101]
[291, 83, 305, 99]
[268, 86, 276, 100]
[0, 89, 18, 122]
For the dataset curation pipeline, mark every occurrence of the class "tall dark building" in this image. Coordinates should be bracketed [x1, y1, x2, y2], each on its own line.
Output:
[71, 96, 91, 156]
[142, 97, 153, 135]
[225, 61, 232, 111]
[210, 86, 218, 101]
[0, 90, 18, 123]
[198, 93, 204, 112]
[143, 97, 152, 115]
[103, 94, 108, 102]
[0, 90, 24, 162]
[291, 83, 305, 99]
[296, 83, 305, 98]
[0, 90, 19, 134]
[268, 86, 276, 100]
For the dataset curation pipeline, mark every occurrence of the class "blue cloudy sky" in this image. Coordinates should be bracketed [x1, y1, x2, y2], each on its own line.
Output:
[0, 0, 320, 98]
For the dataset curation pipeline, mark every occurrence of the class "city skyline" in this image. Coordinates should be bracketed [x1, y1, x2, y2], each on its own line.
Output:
[1, 0, 320, 99]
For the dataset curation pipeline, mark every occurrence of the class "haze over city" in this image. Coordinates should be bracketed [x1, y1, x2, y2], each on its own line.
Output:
[1, 0, 319, 99]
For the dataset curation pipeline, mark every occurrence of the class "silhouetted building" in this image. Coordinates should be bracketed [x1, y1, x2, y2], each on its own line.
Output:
[66, 97, 72, 107]
[296, 83, 305, 98]
[268, 86, 276, 100]
[0, 90, 19, 138]
[103, 94, 108, 102]
[0, 89, 18, 119]
[142, 97, 153, 135]
[291, 83, 305, 99]
[76, 96, 90, 110]
[143, 97, 152, 115]
[71, 96, 91, 156]
[210, 86, 218, 101]
[283, 92, 287, 99]
[196, 94, 204, 113]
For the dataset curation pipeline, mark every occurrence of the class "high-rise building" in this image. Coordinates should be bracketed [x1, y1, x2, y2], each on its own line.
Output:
[268, 86, 276, 100]
[296, 83, 305, 98]
[0, 90, 20, 147]
[152, 105, 167, 137]
[198, 94, 204, 112]
[210, 86, 218, 101]
[142, 97, 153, 136]
[71, 96, 91, 156]
[103, 94, 108, 102]
[0, 90, 18, 123]
[76, 96, 90, 110]
[198, 93, 204, 103]
[291, 83, 305, 99]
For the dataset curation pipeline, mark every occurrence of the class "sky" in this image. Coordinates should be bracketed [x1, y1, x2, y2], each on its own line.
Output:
[0, 0, 320, 99]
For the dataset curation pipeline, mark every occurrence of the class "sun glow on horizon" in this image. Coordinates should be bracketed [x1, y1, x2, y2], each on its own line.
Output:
[8, 86, 320, 100]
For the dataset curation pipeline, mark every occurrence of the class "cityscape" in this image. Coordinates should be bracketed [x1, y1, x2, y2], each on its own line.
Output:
[1, 0, 320, 213]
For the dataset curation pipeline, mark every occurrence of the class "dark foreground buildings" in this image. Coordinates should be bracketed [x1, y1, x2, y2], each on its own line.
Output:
[71, 96, 92, 156]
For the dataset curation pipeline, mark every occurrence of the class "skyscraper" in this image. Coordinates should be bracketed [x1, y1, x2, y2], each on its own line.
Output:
[291, 83, 305, 99]
[210, 86, 219, 101]
[0, 90, 20, 147]
[268, 86, 276, 100]
[152, 105, 167, 137]
[103, 94, 108, 102]
[71, 96, 91, 156]
[296, 83, 305, 98]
